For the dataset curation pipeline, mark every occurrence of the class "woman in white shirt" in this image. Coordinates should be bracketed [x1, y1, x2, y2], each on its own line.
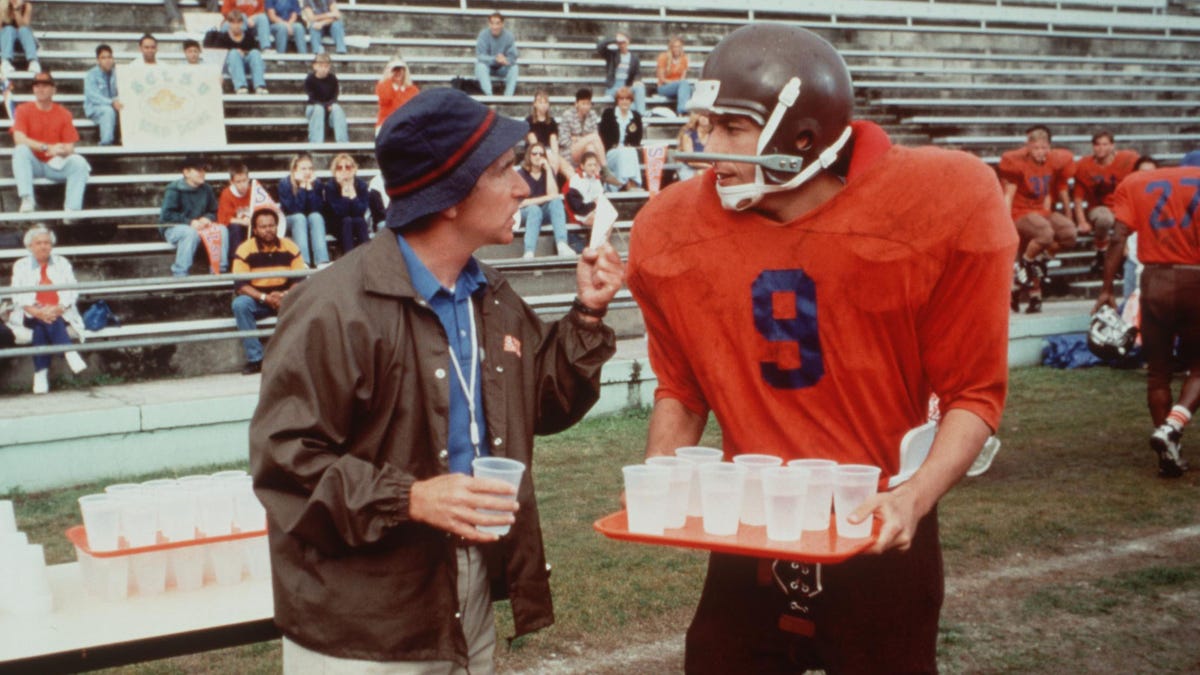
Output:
[8, 224, 87, 393]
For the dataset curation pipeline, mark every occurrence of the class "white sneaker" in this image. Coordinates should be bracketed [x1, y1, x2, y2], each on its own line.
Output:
[65, 350, 88, 374]
[27, 60, 41, 74]
[235, 87, 249, 95]
[1, 60, 12, 78]
[32, 370, 49, 394]
[19, 197, 35, 213]
[556, 242, 577, 258]
[522, 251, 535, 259]
[256, 87, 270, 95]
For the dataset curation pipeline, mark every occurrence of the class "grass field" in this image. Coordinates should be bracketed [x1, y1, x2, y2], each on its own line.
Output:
[6, 366, 1200, 673]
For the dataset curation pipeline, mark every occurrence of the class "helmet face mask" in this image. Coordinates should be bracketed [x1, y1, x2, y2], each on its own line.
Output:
[683, 24, 854, 211]
[1088, 305, 1138, 361]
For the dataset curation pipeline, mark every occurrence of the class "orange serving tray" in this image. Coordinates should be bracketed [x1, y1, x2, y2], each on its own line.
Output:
[593, 511, 877, 564]
[66, 524, 267, 558]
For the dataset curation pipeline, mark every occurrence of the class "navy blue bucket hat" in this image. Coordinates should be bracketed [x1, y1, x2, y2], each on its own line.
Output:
[376, 88, 529, 229]
[1182, 150, 1200, 168]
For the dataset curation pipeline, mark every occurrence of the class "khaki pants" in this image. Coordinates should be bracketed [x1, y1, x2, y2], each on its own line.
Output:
[282, 547, 495, 674]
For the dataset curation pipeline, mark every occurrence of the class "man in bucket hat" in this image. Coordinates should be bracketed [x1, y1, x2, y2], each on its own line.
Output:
[250, 87, 624, 671]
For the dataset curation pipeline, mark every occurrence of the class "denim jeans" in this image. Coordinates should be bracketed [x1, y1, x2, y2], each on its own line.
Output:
[24, 315, 72, 372]
[270, 21, 308, 54]
[0, 25, 37, 63]
[287, 212, 329, 265]
[606, 82, 646, 115]
[88, 107, 118, 146]
[308, 20, 346, 54]
[232, 294, 275, 363]
[305, 103, 348, 143]
[12, 146, 91, 210]
[162, 224, 228, 276]
[337, 216, 369, 253]
[225, 49, 266, 90]
[521, 198, 568, 255]
[656, 79, 693, 114]
[474, 62, 518, 96]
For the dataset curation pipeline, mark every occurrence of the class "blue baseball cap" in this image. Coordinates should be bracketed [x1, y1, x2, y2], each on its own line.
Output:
[1182, 150, 1200, 168]
[375, 88, 529, 230]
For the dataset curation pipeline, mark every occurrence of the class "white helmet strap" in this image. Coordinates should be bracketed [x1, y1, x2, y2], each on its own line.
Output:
[716, 125, 853, 211]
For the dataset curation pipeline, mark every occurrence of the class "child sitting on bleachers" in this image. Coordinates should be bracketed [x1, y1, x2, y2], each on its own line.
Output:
[304, 53, 347, 143]
[218, 161, 253, 256]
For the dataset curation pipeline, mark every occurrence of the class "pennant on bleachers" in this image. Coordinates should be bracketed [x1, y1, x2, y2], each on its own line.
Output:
[249, 179, 287, 238]
[643, 144, 668, 197]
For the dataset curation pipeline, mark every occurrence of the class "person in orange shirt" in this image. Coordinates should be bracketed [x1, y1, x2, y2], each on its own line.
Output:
[999, 125, 1077, 313]
[1096, 152, 1200, 478]
[1074, 130, 1140, 272]
[374, 54, 418, 132]
[218, 161, 253, 257]
[654, 35, 691, 115]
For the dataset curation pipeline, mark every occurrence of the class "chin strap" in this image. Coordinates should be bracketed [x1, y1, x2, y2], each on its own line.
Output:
[715, 125, 852, 211]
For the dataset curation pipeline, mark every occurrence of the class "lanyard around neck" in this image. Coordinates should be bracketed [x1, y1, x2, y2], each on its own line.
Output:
[446, 297, 481, 457]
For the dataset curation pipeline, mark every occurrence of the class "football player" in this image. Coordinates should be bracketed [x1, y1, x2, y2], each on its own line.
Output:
[999, 125, 1077, 313]
[626, 24, 1016, 673]
[1095, 150, 1200, 478]
[1073, 130, 1140, 273]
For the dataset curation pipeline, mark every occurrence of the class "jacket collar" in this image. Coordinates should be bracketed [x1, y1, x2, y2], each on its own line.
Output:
[360, 230, 508, 300]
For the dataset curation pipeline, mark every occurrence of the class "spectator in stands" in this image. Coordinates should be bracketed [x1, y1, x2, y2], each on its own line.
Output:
[474, 10, 517, 97]
[221, 0, 272, 51]
[1000, 124, 1076, 314]
[182, 38, 203, 64]
[1073, 130, 1139, 273]
[231, 207, 305, 374]
[266, 0, 307, 53]
[301, 0, 346, 55]
[135, 33, 158, 65]
[219, 161, 253, 255]
[304, 53, 347, 143]
[674, 110, 710, 181]
[557, 88, 605, 168]
[655, 35, 691, 115]
[518, 142, 572, 259]
[324, 152, 369, 253]
[215, 11, 268, 94]
[565, 151, 609, 228]
[9, 224, 88, 394]
[83, 44, 121, 147]
[598, 32, 645, 115]
[0, 0, 41, 77]
[10, 72, 92, 216]
[526, 89, 564, 177]
[598, 86, 643, 191]
[278, 151, 328, 266]
[160, 155, 227, 276]
[374, 54, 418, 132]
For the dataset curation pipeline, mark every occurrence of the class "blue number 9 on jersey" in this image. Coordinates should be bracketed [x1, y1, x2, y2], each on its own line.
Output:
[752, 269, 824, 389]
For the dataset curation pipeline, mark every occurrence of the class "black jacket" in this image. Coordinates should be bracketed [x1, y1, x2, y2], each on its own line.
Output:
[598, 107, 643, 151]
[597, 38, 640, 90]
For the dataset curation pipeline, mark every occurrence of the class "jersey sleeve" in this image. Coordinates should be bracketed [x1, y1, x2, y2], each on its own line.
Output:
[1111, 178, 1138, 232]
[917, 160, 1016, 431]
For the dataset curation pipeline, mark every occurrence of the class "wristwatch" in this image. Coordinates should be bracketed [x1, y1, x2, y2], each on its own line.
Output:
[570, 296, 606, 319]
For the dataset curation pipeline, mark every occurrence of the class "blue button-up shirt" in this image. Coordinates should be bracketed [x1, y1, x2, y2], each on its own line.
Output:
[397, 233, 489, 475]
[83, 65, 118, 119]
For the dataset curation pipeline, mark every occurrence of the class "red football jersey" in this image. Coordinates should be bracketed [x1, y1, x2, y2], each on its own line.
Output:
[999, 148, 1057, 220]
[1112, 167, 1200, 265]
[1049, 148, 1075, 204]
[1073, 149, 1139, 209]
[628, 145, 1016, 475]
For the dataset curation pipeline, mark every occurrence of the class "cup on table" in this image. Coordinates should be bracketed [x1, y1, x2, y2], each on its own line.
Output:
[833, 464, 882, 539]
[186, 474, 234, 538]
[787, 459, 837, 531]
[148, 479, 197, 543]
[698, 463, 747, 537]
[78, 493, 122, 552]
[622, 464, 672, 535]
[178, 474, 214, 538]
[761, 466, 811, 542]
[471, 456, 525, 536]
[674, 446, 724, 518]
[645, 456, 692, 529]
[732, 454, 783, 526]
[230, 475, 267, 532]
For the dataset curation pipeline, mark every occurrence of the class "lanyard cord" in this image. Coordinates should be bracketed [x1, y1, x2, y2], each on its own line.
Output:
[447, 298, 481, 457]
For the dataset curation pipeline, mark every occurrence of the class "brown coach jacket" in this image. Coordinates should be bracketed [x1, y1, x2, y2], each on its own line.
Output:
[249, 233, 616, 664]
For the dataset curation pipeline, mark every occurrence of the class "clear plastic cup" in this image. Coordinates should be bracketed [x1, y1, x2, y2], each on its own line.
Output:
[153, 481, 197, 543]
[230, 475, 266, 532]
[244, 535, 271, 580]
[833, 464, 882, 539]
[120, 492, 159, 548]
[471, 457, 525, 536]
[788, 459, 837, 531]
[131, 551, 168, 595]
[761, 466, 811, 542]
[0, 499, 16, 533]
[732, 454, 783, 526]
[698, 463, 746, 536]
[178, 475, 214, 539]
[191, 476, 234, 538]
[674, 446, 724, 517]
[208, 540, 245, 585]
[104, 482, 142, 546]
[622, 465, 671, 535]
[171, 547, 206, 592]
[645, 456, 692, 529]
[78, 494, 121, 552]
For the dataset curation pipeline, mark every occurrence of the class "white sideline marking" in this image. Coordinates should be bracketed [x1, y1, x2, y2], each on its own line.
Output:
[510, 524, 1200, 674]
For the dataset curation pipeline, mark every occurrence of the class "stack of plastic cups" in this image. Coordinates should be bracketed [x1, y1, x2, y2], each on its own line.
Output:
[644, 456, 692, 529]
[76, 493, 126, 600]
[144, 478, 200, 592]
[122, 485, 167, 595]
[175, 475, 214, 591]
[206, 471, 244, 585]
[229, 474, 270, 580]
[0, 500, 53, 615]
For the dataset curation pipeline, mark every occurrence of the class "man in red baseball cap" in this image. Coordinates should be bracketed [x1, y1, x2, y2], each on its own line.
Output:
[250, 87, 625, 671]
[10, 71, 92, 216]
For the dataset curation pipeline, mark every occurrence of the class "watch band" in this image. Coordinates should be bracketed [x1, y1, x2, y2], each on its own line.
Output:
[570, 296, 606, 319]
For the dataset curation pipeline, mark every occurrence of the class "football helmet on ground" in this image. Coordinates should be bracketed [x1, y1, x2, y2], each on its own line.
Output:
[1088, 304, 1137, 361]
